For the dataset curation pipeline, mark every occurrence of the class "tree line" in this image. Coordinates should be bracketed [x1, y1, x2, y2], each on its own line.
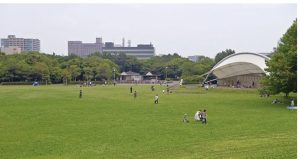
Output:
[0, 51, 217, 84]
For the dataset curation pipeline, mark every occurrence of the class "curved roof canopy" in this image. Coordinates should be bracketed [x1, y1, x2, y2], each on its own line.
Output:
[209, 52, 270, 79]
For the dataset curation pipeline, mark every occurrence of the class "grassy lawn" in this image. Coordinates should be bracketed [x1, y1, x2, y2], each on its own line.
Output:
[0, 84, 296, 159]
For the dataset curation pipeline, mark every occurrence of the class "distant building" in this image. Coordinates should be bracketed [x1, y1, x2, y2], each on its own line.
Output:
[68, 37, 155, 59]
[68, 37, 103, 58]
[120, 71, 143, 81]
[1, 35, 40, 52]
[0, 46, 21, 55]
[188, 55, 201, 62]
[103, 42, 155, 60]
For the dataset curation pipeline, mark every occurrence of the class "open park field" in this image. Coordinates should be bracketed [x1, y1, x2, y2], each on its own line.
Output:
[0, 84, 296, 159]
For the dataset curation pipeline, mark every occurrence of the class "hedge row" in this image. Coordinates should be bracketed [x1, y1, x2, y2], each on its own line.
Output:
[67, 81, 106, 85]
[1, 81, 109, 85]
[1, 81, 51, 85]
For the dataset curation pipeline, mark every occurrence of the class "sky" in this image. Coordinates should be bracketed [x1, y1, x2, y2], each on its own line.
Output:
[0, 4, 296, 57]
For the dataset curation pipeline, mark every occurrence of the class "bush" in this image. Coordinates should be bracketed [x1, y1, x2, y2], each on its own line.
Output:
[67, 81, 106, 85]
[182, 75, 204, 84]
[1, 81, 52, 85]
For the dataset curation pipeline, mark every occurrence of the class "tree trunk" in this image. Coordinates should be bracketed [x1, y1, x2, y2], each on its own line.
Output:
[285, 92, 289, 97]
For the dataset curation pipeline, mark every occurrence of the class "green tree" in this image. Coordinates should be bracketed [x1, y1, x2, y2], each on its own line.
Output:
[30, 62, 50, 82]
[49, 67, 63, 83]
[261, 20, 297, 97]
[62, 69, 71, 85]
[68, 65, 81, 81]
[83, 67, 93, 81]
[214, 49, 235, 64]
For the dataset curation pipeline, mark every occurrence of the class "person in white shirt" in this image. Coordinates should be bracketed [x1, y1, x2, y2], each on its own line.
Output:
[291, 98, 295, 107]
[154, 94, 159, 104]
[194, 110, 201, 121]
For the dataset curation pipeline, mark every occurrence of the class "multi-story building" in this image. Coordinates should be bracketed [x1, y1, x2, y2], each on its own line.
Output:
[68, 37, 155, 59]
[68, 38, 103, 57]
[102, 42, 155, 60]
[0, 35, 40, 52]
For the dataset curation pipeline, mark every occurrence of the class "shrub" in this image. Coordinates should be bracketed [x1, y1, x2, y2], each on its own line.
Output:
[1, 81, 51, 85]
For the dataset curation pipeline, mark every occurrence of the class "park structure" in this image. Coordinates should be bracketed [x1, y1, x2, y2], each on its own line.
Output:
[204, 52, 270, 88]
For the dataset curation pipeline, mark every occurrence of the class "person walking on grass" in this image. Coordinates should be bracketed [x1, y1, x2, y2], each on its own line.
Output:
[79, 89, 82, 98]
[134, 91, 137, 99]
[130, 86, 133, 93]
[154, 94, 159, 104]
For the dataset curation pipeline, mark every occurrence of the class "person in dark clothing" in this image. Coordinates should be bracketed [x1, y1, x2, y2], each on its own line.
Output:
[151, 85, 155, 91]
[202, 109, 207, 124]
[79, 89, 82, 98]
[130, 86, 133, 93]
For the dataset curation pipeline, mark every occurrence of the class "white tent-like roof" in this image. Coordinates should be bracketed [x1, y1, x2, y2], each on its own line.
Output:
[120, 72, 127, 76]
[208, 52, 270, 79]
[145, 72, 153, 76]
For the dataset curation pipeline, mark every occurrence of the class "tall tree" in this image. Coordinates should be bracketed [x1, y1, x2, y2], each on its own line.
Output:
[214, 49, 235, 64]
[261, 20, 297, 97]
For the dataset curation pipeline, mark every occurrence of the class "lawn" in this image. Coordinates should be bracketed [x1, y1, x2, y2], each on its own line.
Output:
[0, 84, 296, 159]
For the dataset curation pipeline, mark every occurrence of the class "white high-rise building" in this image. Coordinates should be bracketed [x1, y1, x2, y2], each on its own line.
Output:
[1, 35, 40, 52]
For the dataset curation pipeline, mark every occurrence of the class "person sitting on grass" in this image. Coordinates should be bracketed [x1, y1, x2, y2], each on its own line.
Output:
[272, 98, 280, 104]
[202, 109, 207, 124]
[199, 110, 204, 121]
[194, 110, 201, 121]
[183, 113, 189, 123]
[290, 98, 295, 107]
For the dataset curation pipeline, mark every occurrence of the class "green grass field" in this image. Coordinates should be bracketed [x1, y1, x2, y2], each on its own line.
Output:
[0, 85, 296, 159]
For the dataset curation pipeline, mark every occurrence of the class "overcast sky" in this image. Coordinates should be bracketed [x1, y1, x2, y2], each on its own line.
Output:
[0, 4, 296, 57]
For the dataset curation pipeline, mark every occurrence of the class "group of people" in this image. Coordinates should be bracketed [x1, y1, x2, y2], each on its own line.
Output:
[183, 109, 207, 124]
[130, 86, 138, 99]
[194, 110, 207, 124]
[272, 98, 296, 107]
